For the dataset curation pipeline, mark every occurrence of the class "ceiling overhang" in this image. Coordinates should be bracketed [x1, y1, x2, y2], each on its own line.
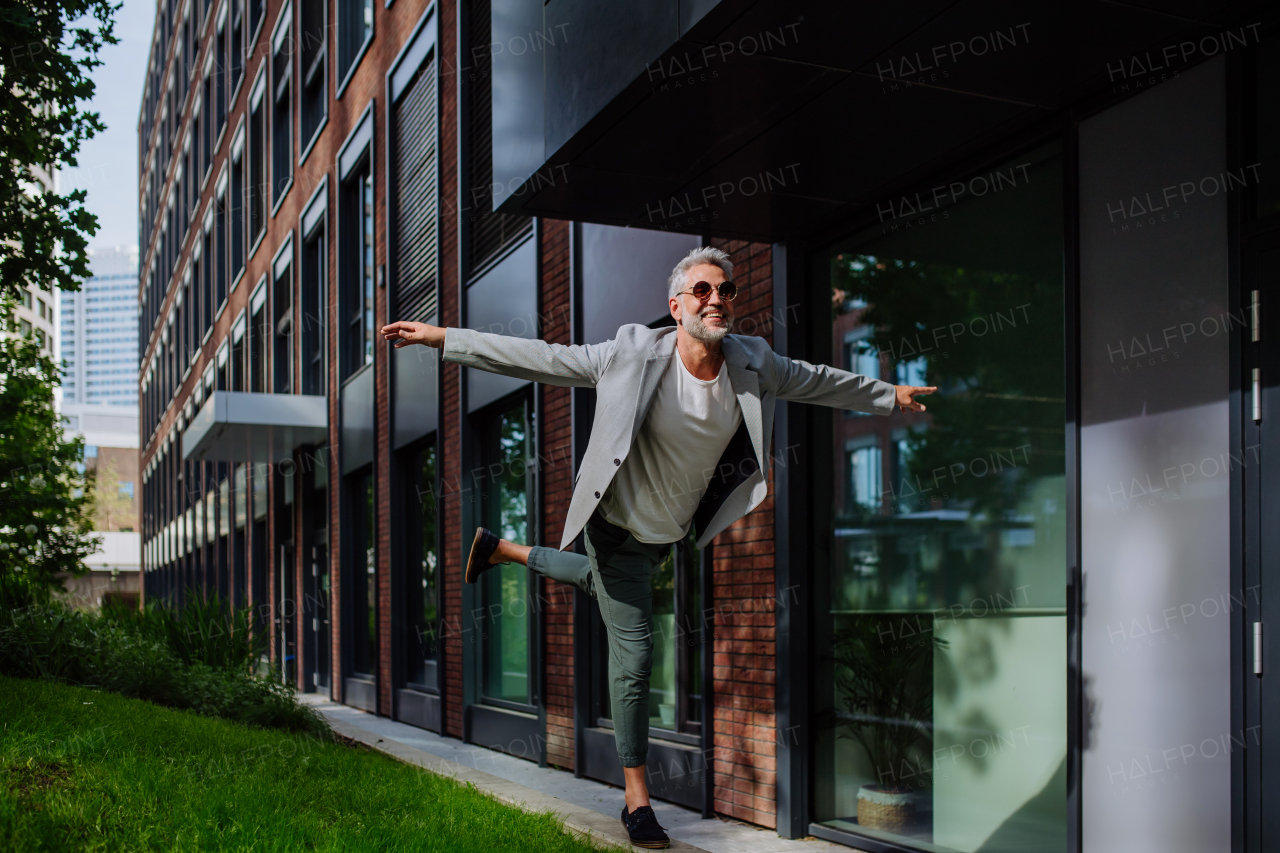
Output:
[497, 0, 1264, 243]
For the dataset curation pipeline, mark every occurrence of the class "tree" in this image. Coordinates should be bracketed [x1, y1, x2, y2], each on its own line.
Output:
[0, 328, 98, 603]
[0, 0, 119, 300]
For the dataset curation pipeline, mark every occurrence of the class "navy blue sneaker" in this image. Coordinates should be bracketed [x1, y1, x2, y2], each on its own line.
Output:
[621, 805, 670, 849]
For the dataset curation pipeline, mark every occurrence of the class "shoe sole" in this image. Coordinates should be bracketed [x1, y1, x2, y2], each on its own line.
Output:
[465, 527, 490, 585]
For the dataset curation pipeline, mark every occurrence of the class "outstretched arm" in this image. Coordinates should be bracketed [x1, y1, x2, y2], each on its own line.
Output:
[381, 321, 615, 388]
[770, 350, 936, 415]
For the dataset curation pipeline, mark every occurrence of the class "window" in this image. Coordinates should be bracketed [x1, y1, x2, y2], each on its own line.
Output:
[845, 438, 882, 512]
[298, 0, 326, 152]
[216, 339, 229, 391]
[216, 7, 227, 134]
[812, 144, 1066, 849]
[215, 174, 229, 308]
[202, 210, 215, 337]
[201, 63, 213, 180]
[249, 73, 267, 248]
[191, 103, 203, 191]
[347, 466, 376, 677]
[249, 282, 267, 392]
[404, 438, 438, 690]
[272, 10, 293, 204]
[247, 0, 263, 39]
[340, 158, 374, 379]
[179, 274, 191, 371]
[230, 133, 245, 282]
[393, 53, 438, 324]
[336, 0, 372, 87]
[229, 0, 244, 95]
[301, 208, 326, 394]
[273, 247, 293, 393]
[479, 398, 533, 707]
[467, 0, 530, 270]
[231, 312, 246, 391]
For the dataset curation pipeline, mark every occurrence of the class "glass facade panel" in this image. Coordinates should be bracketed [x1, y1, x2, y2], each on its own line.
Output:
[1079, 59, 1230, 853]
[406, 440, 439, 689]
[482, 402, 531, 705]
[349, 467, 376, 677]
[813, 143, 1067, 852]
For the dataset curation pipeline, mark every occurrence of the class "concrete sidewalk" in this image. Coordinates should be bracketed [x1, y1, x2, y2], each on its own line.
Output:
[301, 695, 860, 853]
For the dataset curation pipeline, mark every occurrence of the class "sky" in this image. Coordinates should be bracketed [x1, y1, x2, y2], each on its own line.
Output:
[61, 0, 154, 258]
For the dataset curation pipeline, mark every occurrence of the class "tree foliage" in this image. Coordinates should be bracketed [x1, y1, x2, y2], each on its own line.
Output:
[0, 330, 98, 603]
[0, 0, 119, 299]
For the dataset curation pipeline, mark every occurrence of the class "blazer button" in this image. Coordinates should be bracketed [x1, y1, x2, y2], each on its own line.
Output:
[594, 491, 601, 499]
[613, 458, 620, 466]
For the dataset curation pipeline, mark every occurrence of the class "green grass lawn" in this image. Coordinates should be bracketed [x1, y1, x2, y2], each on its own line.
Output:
[0, 676, 613, 852]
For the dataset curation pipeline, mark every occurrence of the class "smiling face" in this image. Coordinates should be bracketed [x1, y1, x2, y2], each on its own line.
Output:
[669, 263, 735, 343]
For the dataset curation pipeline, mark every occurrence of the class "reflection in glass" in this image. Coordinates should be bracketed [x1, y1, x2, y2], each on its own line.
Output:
[483, 404, 531, 704]
[814, 144, 1066, 852]
[407, 440, 439, 689]
[350, 468, 376, 677]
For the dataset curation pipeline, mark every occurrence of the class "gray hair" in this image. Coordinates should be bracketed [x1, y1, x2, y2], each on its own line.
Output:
[668, 246, 733, 299]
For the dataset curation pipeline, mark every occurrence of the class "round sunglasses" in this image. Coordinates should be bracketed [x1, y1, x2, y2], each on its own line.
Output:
[677, 280, 738, 301]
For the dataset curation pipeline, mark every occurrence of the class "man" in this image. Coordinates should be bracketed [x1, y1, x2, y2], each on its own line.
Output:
[382, 246, 934, 849]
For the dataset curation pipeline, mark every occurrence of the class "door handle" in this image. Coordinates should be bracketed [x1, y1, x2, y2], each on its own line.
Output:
[1255, 621, 1263, 676]
[1253, 368, 1262, 423]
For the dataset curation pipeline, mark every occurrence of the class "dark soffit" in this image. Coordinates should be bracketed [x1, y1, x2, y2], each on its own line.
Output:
[500, 0, 1265, 243]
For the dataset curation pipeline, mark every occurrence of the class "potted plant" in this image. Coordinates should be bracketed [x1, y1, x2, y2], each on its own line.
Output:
[829, 615, 944, 833]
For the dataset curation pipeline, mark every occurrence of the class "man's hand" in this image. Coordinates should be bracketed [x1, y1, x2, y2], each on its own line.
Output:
[382, 321, 446, 349]
[895, 384, 937, 413]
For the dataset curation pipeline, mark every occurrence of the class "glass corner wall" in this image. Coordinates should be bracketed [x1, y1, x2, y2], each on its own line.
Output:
[810, 141, 1068, 853]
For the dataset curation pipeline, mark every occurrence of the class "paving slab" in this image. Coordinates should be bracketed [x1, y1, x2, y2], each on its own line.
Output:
[301, 695, 863, 853]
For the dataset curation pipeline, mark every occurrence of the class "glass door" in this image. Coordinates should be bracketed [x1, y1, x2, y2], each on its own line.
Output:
[1246, 32, 1280, 852]
[811, 143, 1068, 852]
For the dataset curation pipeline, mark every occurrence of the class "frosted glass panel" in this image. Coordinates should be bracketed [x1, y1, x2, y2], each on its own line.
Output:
[1079, 57, 1230, 853]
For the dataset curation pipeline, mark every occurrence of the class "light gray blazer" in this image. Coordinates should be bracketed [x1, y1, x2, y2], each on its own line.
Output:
[442, 324, 896, 549]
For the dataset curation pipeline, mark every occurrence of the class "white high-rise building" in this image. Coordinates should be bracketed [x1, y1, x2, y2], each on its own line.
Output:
[61, 245, 139, 408]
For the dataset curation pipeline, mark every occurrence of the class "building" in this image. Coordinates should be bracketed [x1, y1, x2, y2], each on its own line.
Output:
[61, 246, 141, 408]
[59, 246, 142, 608]
[4, 163, 57, 356]
[137, 2, 1279, 852]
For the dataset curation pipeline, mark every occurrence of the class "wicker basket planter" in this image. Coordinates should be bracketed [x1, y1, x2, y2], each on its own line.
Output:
[856, 785, 916, 833]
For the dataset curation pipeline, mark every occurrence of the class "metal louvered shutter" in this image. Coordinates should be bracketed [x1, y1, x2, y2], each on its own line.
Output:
[468, 0, 530, 271]
[394, 60, 438, 323]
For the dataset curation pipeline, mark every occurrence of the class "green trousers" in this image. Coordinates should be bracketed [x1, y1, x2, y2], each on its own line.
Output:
[526, 511, 670, 768]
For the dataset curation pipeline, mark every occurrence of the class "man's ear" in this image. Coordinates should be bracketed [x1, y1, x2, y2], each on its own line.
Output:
[669, 297, 681, 323]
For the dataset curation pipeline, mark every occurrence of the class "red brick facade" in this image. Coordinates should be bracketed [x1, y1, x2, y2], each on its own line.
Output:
[141, 0, 787, 830]
[708, 240, 779, 828]
[538, 219, 577, 770]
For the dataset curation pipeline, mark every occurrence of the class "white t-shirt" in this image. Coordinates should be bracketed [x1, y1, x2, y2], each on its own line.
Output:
[600, 355, 743, 544]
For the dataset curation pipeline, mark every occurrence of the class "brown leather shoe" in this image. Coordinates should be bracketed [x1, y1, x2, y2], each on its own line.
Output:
[465, 527, 502, 584]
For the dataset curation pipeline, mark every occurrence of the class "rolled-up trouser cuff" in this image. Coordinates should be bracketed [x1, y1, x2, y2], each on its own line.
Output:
[618, 753, 647, 768]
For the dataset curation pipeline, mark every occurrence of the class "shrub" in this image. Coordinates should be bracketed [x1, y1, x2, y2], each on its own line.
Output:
[0, 595, 325, 735]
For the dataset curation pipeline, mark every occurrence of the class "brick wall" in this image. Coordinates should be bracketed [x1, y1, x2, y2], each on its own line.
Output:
[438, 0, 465, 740]
[538, 219, 576, 770]
[709, 239, 780, 828]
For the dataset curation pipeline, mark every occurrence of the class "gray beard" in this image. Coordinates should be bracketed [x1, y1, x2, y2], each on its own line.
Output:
[683, 309, 732, 343]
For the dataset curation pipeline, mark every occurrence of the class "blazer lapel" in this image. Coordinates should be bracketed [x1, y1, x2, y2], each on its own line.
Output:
[631, 334, 675, 439]
[723, 337, 765, 471]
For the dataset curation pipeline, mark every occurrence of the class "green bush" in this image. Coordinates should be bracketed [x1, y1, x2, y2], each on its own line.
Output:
[0, 595, 325, 736]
